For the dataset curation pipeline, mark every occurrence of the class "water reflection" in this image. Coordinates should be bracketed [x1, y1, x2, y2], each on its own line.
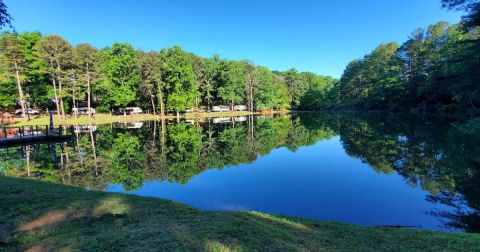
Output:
[0, 114, 478, 232]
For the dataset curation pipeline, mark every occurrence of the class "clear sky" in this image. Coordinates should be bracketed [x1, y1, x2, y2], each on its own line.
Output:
[5, 0, 463, 78]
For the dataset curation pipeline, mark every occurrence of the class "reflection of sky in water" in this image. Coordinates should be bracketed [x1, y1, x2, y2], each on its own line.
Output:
[107, 136, 455, 231]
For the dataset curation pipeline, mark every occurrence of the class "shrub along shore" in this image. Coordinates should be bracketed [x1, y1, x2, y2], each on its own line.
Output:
[0, 176, 479, 251]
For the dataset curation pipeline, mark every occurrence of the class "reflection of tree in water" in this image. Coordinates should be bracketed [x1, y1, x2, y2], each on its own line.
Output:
[337, 115, 480, 232]
[165, 123, 202, 184]
[106, 133, 146, 190]
[1, 114, 479, 232]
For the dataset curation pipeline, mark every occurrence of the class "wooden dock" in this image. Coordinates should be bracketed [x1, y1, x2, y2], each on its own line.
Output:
[0, 126, 72, 147]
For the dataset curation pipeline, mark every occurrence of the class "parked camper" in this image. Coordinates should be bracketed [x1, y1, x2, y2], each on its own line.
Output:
[211, 106, 230, 112]
[122, 107, 143, 115]
[72, 107, 96, 115]
[185, 108, 205, 113]
[233, 105, 247, 111]
[15, 108, 40, 115]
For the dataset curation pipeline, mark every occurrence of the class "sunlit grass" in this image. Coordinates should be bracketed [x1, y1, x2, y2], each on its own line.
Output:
[10, 111, 273, 127]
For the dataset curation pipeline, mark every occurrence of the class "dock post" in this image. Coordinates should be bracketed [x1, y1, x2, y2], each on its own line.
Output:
[46, 125, 49, 136]
[3, 127, 6, 138]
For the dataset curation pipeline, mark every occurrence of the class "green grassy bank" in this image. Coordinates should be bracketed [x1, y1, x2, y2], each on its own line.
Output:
[10, 111, 265, 127]
[0, 176, 479, 251]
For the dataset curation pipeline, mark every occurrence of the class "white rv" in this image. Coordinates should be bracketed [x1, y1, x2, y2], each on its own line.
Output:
[211, 106, 230, 112]
[233, 105, 247, 111]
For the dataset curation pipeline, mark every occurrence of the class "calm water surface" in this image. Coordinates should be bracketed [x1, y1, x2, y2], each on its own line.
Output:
[1, 114, 479, 232]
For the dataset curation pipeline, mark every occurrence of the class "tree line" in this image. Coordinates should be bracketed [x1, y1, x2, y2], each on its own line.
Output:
[0, 32, 337, 121]
[310, 0, 480, 119]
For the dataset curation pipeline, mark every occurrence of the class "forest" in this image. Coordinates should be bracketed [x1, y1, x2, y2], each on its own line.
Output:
[329, 0, 480, 119]
[0, 0, 478, 121]
[0, 31, 336, 120]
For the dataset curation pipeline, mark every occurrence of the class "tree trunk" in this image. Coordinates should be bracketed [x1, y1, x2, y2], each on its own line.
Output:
[207, 91, 210, 111]
[86, 63, 92, 118]
[150, 96, 156, 117]
[250, 82, 254, 112]
[56, 65, 66, 121]
[51, 73, 61, 122]
[158, 88, 165, 118]
[195, 95, 199, 111]
[72, 85, 77, 119]
[59, 80, 66, 120]
[14, 63, 27, 122]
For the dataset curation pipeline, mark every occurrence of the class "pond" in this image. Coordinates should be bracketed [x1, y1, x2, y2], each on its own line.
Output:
[1, 113, 479, 233]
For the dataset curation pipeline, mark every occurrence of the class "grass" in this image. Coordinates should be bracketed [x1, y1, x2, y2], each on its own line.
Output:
[0, 176, 479, 251]
[10, 111, 267, 127]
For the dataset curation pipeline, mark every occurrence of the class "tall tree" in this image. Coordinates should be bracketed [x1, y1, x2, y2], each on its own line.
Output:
[284, 68, 305, 107]
[198, 55, 220, 110]
[218, 60, 245, 109]
[160, 46, 197, 116]
[244, 61, 258, 111]
[0, 33, 27, 121]
[254, 67, 276, 110]
[76, 43, 100, 117]
[35, 35, 75, 120]
[18, 32, 50, 108]
[191, 55, 204, 110]
[137, 50, 162, 116]
[100, 43, 140, 111]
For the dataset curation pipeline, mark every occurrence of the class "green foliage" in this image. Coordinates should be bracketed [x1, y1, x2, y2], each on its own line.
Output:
[137, 50, 162, 111]
[100, 43, 140, 109]
[0, 32, 25, 109]
[160, 46, 197, 112]
[166, 123, 202, 183]
[198, 55, 221, 108]
[0, 32, 312, 113]
[19, 32, 51, 106]
[254, 67, 276, 109]
[107, 133, 145, 190]
[218, 60, 246, 107]
[336, 20, 480, 118]
[283, 68, 305, 106]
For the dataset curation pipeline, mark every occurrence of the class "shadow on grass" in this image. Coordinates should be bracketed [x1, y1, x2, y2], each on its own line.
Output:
[1, 176, 479, 251]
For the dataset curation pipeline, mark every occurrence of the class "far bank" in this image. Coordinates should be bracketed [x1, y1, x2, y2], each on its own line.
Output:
[9, 111, 288, 127]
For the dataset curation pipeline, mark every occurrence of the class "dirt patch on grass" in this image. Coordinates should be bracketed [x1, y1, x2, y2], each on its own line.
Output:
[25, 244, 51, 252]
[17, 210, 71, 232]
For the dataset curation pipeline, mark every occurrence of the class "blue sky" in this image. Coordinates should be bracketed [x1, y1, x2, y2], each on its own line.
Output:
[6, 0, 463, 78]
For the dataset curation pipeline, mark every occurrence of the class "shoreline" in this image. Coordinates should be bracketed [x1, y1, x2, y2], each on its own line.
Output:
[1, 176, 479, 251]
[8, 111, 289, 127]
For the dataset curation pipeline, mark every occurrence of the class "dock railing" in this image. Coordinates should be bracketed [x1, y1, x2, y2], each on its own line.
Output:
[1, 125, 65, 139]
